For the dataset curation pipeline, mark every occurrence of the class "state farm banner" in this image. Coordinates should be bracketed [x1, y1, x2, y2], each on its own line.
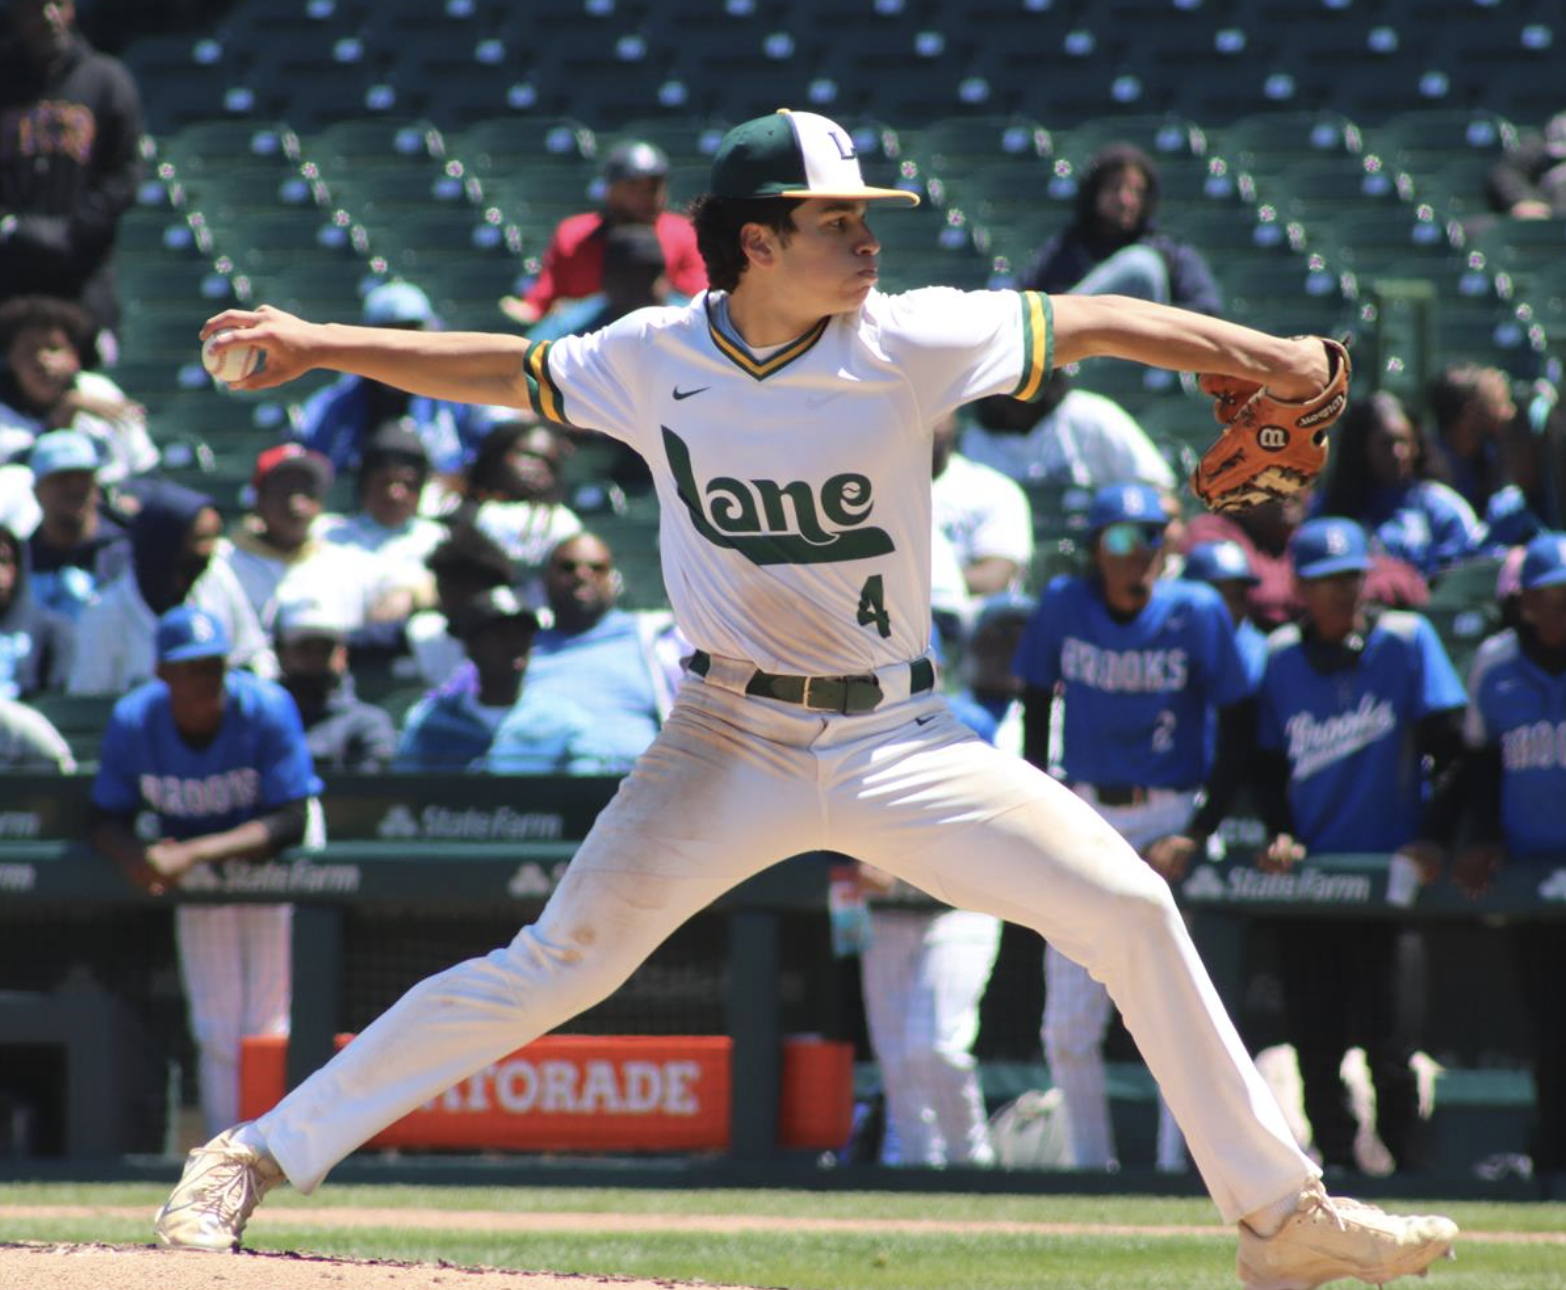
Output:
[241, 1034, 732, 1152]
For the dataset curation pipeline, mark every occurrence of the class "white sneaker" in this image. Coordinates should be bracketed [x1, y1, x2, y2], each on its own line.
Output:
[1237, 1181, 1458, 1289]
[153, 1125, 285, 1252]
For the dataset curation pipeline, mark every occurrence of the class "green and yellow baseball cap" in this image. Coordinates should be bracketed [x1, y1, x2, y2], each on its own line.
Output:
[710, 109, 920, 206]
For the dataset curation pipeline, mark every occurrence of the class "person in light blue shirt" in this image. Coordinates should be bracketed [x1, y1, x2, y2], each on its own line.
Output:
[395, 586, 602, 773]
[1314, 390, 1485, 577]
[519, 531, 683, 772]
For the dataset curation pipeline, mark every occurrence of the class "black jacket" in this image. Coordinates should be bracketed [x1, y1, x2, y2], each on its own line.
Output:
[0, 31, 143, 335]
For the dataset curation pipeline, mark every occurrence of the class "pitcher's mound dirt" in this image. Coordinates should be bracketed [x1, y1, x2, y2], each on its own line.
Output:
[0, 1244, 775, 1290]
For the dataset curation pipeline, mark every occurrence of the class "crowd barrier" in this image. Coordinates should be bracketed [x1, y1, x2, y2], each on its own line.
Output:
[2, 773, 1562, 1161]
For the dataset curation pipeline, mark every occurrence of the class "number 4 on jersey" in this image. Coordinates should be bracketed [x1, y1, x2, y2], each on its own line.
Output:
[856, 574, 891, 638]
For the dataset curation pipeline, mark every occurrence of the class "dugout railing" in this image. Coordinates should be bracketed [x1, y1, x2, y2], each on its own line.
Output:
[1, 772, 1563, 1169]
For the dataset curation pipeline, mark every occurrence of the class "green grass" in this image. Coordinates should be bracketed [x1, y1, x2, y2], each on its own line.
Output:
[3, 1184, 1564, 1289]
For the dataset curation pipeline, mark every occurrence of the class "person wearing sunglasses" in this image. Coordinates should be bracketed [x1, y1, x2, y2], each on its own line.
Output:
[1013, 481, 1254, 1175]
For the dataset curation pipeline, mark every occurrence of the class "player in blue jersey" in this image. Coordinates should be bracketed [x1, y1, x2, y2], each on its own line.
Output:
[1444, 531, 1566, 1175]
[89, 606, 323, 1136]
[1183, 539, 1268, 691]
[1253, 518, 1466, 1176]
[1014, 482, 1253, 1172]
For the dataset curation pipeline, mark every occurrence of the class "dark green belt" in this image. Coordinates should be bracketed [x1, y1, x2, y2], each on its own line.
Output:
[689, 652, 935, 715]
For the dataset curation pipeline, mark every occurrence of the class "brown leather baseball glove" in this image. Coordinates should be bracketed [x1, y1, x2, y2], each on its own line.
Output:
[1190, 338, 1351, 513]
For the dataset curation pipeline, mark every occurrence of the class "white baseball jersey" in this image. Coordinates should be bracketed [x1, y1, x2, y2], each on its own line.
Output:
[520, 288, 1053, 676]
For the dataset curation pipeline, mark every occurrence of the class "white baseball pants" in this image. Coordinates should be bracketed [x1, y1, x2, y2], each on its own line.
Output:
[862, 907, 1001, 1166]
[1044, 785, 1194, 1172]
[176, 904, 292, 1137]
[256, 674, 1315, 1222]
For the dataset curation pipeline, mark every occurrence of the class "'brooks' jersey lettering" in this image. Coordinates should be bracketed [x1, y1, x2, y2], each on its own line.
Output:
[1464, 629, 1566, 859]
[1258, 611, 1465, 853]
[517, 288, 1052, 676]
[1013, 577, 1250, 787]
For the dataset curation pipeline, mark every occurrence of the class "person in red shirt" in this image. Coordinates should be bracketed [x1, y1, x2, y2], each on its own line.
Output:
[500, 140, 706, 327]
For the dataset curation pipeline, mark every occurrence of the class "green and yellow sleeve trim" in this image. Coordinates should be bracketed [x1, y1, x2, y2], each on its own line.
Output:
[1010, 290, 1053, 403]
[522, 340, 570, 425]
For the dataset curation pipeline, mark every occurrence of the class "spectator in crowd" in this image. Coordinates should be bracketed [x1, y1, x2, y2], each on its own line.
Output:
[457, 413, 583, 575]
[0, 520, 72, 695]
[0, 693, 73, 768]
[1446, 531, 1566, 1177]
[1251, 518, 1465, 1176]
[406, 521, 514, 691]
[1486, 110, 1566, 220]
[1182, 539, 1268, 687]
[1315, 390, 1486, 578]
[69, 479, 272, 694]
[0, 294, 157, 480]
[273, 597, 395, 774]
[316, 420, 443, 605]
[932, 410, 1033, 598]
[504, 531, 683, 772]
[1476, 381, 1566, 549]
[959, 371, 1176, 490]
[396, 586, 596, 772]
[90, 605, 322, 1136]
[0, 0, 143, 352]
[292, 282, 478, 477]
[1023, 143, 1222, 314]
[525, 221, 689, 343]
[1015, 482, 1254, 1173]
[1424, 363, 1517, 515]
[24, 427, 128, 620]
[499, 140, 706, 328]
[217, 444, 411, 638]
[1183, 487, 1429, 632]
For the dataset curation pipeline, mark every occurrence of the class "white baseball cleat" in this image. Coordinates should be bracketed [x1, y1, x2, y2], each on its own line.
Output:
[1237, 1181, 1458, 1289]
[153, 1125, 284, 1252]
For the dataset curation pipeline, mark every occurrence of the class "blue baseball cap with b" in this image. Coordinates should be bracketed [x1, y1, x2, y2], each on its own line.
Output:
[1290, 517, 1371, 579]
[1521, 531, 1566, 590]
[29, 429, 100, 480]
[1087, 481, 1166, 532]
[1183, 539, 1259, 586]
[156, 605, 230, 664]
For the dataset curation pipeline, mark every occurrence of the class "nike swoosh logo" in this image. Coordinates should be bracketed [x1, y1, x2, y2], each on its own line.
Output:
[915, 713, 939, 726]
[672, 386, 709, 400]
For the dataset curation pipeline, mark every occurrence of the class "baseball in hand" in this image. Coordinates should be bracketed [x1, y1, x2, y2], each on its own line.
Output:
[201, 329, 265, 384]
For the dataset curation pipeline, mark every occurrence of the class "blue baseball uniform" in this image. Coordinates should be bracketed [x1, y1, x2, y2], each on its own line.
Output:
[1255, 608, 1463, 1174]
[94, 669, 322, 1137]
[1014, 575, 1252, 787]
[1014, 574, 1250, 1172]
[1257, 611, 1465, 853]
[94, 669, 323, 836]
[1463, 629, 1566, 859]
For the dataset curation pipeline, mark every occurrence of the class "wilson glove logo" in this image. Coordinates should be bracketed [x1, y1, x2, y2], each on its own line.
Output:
[1258, 425, 1290, 452]
[663, 426, 895, 565]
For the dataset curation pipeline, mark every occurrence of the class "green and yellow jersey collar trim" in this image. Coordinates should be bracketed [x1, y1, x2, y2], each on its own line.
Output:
[1011, 291, 1053, 403]
[704, 297, 830, 381]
